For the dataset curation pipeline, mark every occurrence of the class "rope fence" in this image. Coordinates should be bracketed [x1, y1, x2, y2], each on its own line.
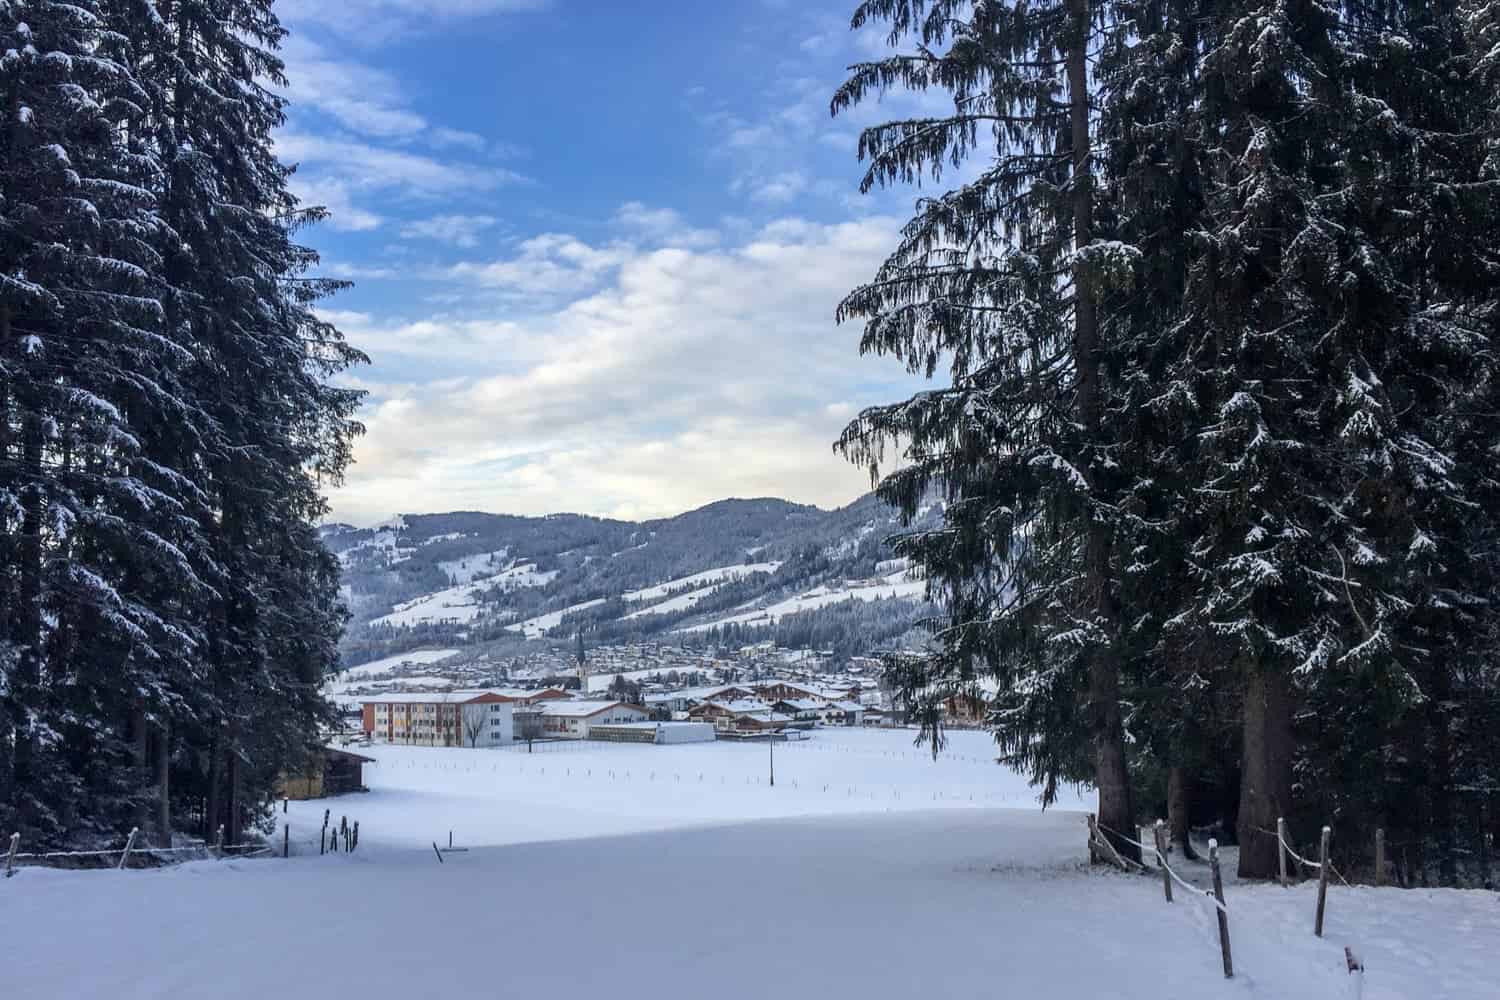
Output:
[4, 808, 365, 877]
[1086, 814, 1366, 983]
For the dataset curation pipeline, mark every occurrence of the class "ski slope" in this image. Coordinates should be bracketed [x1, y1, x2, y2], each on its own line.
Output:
[622, 562, 781, 603]
[677, 576, 929, 632]
[5, 728, 1496, 1000]
[334, 648, 460, 680]
[371, 563, 556, 628]
[507, 597, 608, 638]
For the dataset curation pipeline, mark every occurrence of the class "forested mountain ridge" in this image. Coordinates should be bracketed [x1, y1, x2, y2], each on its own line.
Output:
[332, 493, 943, 666]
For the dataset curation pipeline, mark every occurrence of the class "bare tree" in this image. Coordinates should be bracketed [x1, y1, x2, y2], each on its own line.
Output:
[462, 704, 488, 748]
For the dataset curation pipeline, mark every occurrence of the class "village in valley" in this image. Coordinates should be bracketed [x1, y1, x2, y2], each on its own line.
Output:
[328, 643, 977, 753]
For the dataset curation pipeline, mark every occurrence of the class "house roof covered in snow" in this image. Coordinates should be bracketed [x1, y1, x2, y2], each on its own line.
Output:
[536, 700, 640, 719]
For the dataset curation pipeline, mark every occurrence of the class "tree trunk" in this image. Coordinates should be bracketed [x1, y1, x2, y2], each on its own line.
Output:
[154, 718, 171, 846]
[1236, 664, 1294, 878]
[226, 745, 241, 848]
[1428, 681, 1456, 886]
[131, 704, 149, 833]
[205, 733, 221, 840]
[9, 301, 45, 826]
[1168, 765, 1200, 860]
[1066, 0, 1138, 864]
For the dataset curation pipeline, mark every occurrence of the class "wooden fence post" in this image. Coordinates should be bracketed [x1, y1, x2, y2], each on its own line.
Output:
[4, 832, 19, 877]
[1087, 813, 1099, 864]
[283, 824, 289, 859]
[1277, 816, 1289, 886]
[1154, 820, 1172, 903]
[118, 827, 139, 870]
[1375, 828, 1386, 887]
[1315, 826, 1331, 937]
[1209, 839, 1233, 978]
[352, 821, 359, 852]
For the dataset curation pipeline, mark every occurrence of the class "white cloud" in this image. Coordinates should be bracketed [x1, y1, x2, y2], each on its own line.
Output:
[288, 175, 383, 231]
[736, 170, 809, 204]
[280, 35, 427, 139]
[276, 132, 527, 197]
[447, 233, 632, 301]
[401, 214, 500, 247]
[326, 215, 918, 524]
[429, 126, 489, 152]
[280, 0, 549, 45]
[614, 202, 719, 249]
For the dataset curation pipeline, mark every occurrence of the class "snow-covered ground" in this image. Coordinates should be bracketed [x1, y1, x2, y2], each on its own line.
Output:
[7, 729, 1496, 1000]
[371, 563, 555, 628]
[622, 562, 782, 604]
[333, 648, 460, 681]
[437, 548, 508, 583]
[678, 576, 929, 632]
[507, 597, 608, 637]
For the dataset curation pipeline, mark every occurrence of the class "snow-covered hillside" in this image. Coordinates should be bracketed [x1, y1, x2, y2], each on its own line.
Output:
[9, 729, 1493, 1000]
[332, 494, 944, 664]
[677, 573, 928, 633]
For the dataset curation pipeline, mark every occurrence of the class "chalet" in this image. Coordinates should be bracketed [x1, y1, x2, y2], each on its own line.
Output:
[361, 691, 515, 747]
[279, 747, 374, 800]
[687, 698, 771, 728]
[644, 684, 754, 715]
[716, 709, 806, 737]
[819, 700, 866, 727]
[537, 700, 650, 739]
[943, 693, 987, 727]
[770, 698, 824, 722]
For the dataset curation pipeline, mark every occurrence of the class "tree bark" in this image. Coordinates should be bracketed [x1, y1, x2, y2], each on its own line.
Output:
[1428, 679, 1456, 886]
[204, 733, 221, 840]
[8, 299, 45, 826]
[226, 744, 241, 848]
[1236, 664, 1294, 878]
[1066, 0, 1138, 863]
[131, 704, 149, 834]
[1168, 765, 1200, 860]
[154, 718, 171, 846]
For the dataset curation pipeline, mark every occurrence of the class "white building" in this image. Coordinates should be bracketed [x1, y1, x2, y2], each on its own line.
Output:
[537, 700, 650, 739]
[362, 691, 515, 747]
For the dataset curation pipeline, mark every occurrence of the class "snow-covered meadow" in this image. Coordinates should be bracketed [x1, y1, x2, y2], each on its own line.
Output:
[5, 729, 1496, 1000]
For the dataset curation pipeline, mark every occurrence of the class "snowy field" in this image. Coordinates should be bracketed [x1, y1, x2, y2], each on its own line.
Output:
[5, 728, 1497, 1000]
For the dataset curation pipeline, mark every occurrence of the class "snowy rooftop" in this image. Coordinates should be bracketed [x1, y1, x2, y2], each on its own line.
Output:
[361, 688, 531, 705]
[536, 700, 632, 718]
[644, 684, 745, 704]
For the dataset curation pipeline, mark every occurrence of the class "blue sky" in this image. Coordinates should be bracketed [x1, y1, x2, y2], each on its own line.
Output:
[276, 0, 944, 525]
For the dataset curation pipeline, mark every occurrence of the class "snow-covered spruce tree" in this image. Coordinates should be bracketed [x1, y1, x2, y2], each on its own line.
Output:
[133, 0, 364, 846]
[1091, 0, 1234, 859]
[1285, 0, 1500, 884]
[0, 1, 211, 843]
[830, 0, 1144, 861]
[1160, 0, 1369, 880]
[1160, 0, 1500, 879]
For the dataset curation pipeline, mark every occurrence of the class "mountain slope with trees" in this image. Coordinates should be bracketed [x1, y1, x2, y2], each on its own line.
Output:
[331, 492, 943, 667]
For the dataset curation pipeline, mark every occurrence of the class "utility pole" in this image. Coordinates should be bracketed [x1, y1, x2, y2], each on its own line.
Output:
[769, 724, 775, 787]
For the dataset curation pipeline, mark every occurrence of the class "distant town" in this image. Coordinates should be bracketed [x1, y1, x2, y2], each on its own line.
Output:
[333, 641, 985, 748]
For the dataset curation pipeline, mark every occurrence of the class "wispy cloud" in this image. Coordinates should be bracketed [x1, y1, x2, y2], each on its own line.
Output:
[276, 132, 528, 197]
[401, 214, 501, 247]
[281, 0, 550, 46]
[288, 175, 384, 231]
